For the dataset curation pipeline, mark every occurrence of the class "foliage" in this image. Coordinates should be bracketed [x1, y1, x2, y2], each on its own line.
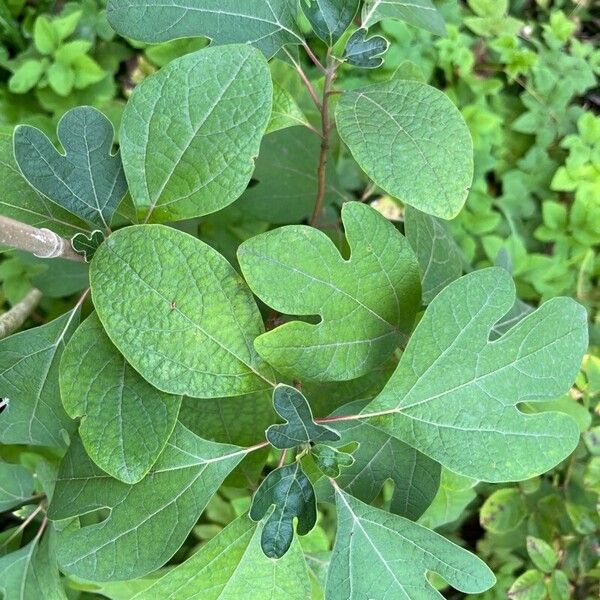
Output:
[0, 1, 598, 599]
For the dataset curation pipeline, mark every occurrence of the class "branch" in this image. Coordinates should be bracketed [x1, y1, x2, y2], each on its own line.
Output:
[0, 216, 83, 262]
[0, 288, 42, 340]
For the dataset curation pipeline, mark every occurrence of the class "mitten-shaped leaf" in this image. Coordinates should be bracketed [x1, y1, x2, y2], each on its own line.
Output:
[49, 423, 246, 580]
[132, 516, 311, 599]
[301, 0, 359, 45]
[311, 444, 355, 478]
[363, 268, 588, 482]
[14, 106, 127, 229]
[71, 230, 104, 262]
[60, 313, 182, 483]
[120, 45, 272, 223]
[336, 81, 473, 219]
[0, 310, 79, 447]
[249, 462, 317, 558]
[107, 0, 303, 58]
[238, 202, 421, 381]
[327, 489, 495, 599]
[344, 29, 389, 69]
[362, 0, 446, 36]
[266, 384, 340, 449]
[90, 225, 275, 399]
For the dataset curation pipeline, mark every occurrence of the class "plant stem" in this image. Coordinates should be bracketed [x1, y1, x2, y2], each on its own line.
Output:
[0, 216, 83, 262]
[283, 47, 322, 110]
[0, 504, 44, 550]
[278, 449, 288, 468]
[310, 50, 338, 227]
[0, 288, 43, 340]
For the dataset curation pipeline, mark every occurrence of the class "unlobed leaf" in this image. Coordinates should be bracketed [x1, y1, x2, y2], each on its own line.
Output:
[120, 45, 272, 223]
[363, 267, 588, 482]
[238, 201, 421, 381]
[0, 462, 34, 512]
[90, 224, 275, 399]
[361, 0, 446, 36]
[301, 0, 360, 46]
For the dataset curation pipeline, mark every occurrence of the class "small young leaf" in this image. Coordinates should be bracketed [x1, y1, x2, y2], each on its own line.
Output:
[120, 45, 272, 223]
[107, 0, 303, 58]
[507, 569, 546, 600]
[0, 309, 79, 447]
[266, 384, 340, 449]
[363, 268, 587, 481]
[480, 488, 527, 533]
[249, 462, 317, 558]
[267, 84, 310, 134]
[90, 225, 275, 399]
[49, 423, 246, 580]
[311, 444, 355, 478]
[131, 515, 311, 599]
[327, 489, 495, 599]
[0, 462, 34, 512]
[71, 230, 104, 262]
[526, 536, 558, 573]
[343, 28, 389, 69]
[238, 201, 420, 381]
[301, 0, 360, 46]
[336, 80, 474, 219]
[60, 313, 182, 484]
[362, 0, 446, 36]
[14, 107, 127, 229]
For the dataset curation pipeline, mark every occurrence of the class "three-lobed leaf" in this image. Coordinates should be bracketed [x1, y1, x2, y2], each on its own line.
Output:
[344, 28, 389, 69]
[14, 106, 127, 230]
[238, 201, 421, 381]
[60, 313, 182, 484]
[90, 224, 275, 399]
[336, 80, 474, 219]
[363, 267, 588, 481]
[120, 45, 272, 223]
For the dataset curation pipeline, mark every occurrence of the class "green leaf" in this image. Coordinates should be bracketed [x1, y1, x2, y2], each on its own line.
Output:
[362, 267, 587, 482]
[343, 28, 389, 69]
[71, 230, 104, 262]
[120, 45, 272, 223]
[507, 569, 546, 600]
[14, 107, 127, 230]
[236, 126, 348, 224]
[131, 515, 311, 599]
[336, 80, 473, 219]
[327, 489, 495, 598]
[34, 16, 58, 54]
[54, 40, 93, 65]
[547, 570, 570, 600]
[48, 423, 246, 580]
[266, 384, 340, 449]
[238, 202, 420, 381]
[8, 59, 47, 94]
[0, 310, 79, 448]
[106, 0, 303, 58]
[526, 536, 558, 573]
[52, 10, 82, 42]
[361, 0, 446, 36]
[301, 0, 359, 45]
[0, 462, 33, 512]
[326, 400, 441, 520]
[267, 84, 310, 134]
[249, 461, 317, 558]
[60, 313, 182, 484]
[404, 205, 463, 303]
[47, 61, 75, 96]
[0, 133, 88, 237]
[480, 488, 526, 533]
[311, 444, 355, 478]
[90, 224, 275, 398]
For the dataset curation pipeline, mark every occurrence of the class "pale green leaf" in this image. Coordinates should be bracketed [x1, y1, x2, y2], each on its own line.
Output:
[311, 444, 355, 478]
[120, 45, 272, 223]
[508, 569, 546, 600]
[132, 515, 311, 599]
[48, 423, 247, 581]
[526, 536, 558, 573]
[327, 489, 495, 599]
[107, 0, 303, 58]
[480, 488, 526, 533]
[60, 313, 182, 484]
[363, 268, 588, 481]
[404, 205, 463, 304]
[90, 225, 275, 399]
[238, 201, 420, 381]
[267, 84, 310, 134]
[0, 133, 88, 237]
[0, 462, 33, 512]
[14, 107, 128, 230]
[362, 0, 446, 36]
[236, 127, 348, 224]
[0, 310, 79, 448]
[301, 0, 359, 45]
[336, 80, 473, 219]
[343, 29, 389, 69]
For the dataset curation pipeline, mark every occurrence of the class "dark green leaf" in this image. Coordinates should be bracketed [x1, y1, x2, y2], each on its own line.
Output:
[301, 0, 359, 45]
[343, 28, 389, 69]
[71, 230, 104, 262]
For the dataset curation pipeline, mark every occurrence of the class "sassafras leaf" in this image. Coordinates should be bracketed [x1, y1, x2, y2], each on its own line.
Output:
[301, 0, 360, 46]
[362, 0, 446, 36]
